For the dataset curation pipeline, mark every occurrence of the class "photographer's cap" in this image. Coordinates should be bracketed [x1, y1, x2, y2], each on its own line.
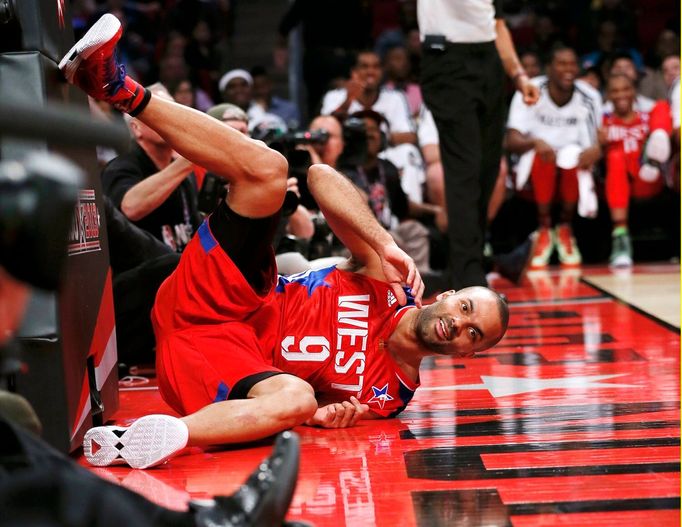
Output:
[206, 103, 249, 123]
[218, 69, 253, 93]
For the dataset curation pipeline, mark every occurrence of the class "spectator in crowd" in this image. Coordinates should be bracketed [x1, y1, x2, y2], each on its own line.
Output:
[662, 55, 681, 92]
[158, 55, 214, 111]
[251, 66, 301, 130]
[183, 19, 221, 102]
[640, 29, 681, 100]
[321, 50, 417, 147]
[579, 65, 603, 93]
[382, 44, 423, 118]
[581, 19, 644, 77]
[308, 115, 345, 168]
[218, 68, 288, 133]
[276, 0, 371, 117]
[506, 45, 602, 269]
[101, 84, 201, 252]
[600, 73, 673, 267]
[603, 52, 655, 113]
[520, 50, 544, 80]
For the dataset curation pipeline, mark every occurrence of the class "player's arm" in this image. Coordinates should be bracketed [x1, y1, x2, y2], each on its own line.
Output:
[307, 163, 424, 306]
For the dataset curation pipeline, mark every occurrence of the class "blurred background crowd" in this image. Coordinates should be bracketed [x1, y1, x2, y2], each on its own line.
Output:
[71, 0, 679, 321]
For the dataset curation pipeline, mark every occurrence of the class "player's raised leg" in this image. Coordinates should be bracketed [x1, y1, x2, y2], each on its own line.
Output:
[59, 13, 287, 218]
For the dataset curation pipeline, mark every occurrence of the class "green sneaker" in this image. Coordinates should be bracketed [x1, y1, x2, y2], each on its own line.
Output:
[609, 228, 633, 268]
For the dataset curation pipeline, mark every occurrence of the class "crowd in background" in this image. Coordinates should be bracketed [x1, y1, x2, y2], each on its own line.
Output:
[77, 0, 681, 287]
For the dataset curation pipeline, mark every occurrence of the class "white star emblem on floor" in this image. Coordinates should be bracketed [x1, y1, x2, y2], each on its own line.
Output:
[420, 374, 636, 397]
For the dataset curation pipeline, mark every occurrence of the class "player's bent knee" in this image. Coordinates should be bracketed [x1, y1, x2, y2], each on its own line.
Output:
[275, 378, 317, 426]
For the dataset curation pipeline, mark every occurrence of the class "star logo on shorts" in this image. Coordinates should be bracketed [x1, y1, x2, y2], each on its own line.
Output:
[387, 290, 397, 307]
[368, 383, 394, 410]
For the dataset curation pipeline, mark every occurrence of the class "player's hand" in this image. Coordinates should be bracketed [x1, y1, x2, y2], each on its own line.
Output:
[517, 76, 540, 105]
[305, 397, 370, 428]
[534, 139, 556, 164]
[379, 242, 424, 308]
[578, 145, 601, 169]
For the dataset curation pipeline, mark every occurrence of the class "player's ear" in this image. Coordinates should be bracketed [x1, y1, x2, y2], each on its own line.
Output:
[436, 289, 456, 302]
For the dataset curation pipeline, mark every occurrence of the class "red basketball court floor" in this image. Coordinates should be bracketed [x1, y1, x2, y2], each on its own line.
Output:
[75, 264, 681, 527]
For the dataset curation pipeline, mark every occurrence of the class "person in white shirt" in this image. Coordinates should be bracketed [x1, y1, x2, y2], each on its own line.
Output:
[506, 45, 602, 269]
[320, 50, 416, 147]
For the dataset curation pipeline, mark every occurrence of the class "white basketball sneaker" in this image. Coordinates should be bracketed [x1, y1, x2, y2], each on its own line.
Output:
[83, 414, 189, 469]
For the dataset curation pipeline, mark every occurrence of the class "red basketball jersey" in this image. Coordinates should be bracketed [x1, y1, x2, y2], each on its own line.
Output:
[253, 266, 419, 417]
[602, 111, 649, 156]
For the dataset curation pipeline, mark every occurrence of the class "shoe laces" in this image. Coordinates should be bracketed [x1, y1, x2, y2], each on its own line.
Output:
[104, 53, 127, 97]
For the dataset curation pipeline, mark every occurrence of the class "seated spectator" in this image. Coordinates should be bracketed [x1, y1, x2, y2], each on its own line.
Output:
[251, 66, 301, 130]
[218, 68, 288, 133]
[520, 50, 544, 80]
[603, 52, 655, 113]
[320, 50, 417, 147]
[164, 78, 197, 109]
[506, 45, 602, 269]
[600, 73, 673, 267]
[640, 30, 681, 100]
[101, 83, 201, 252]
[183, 19, 221, 102]
[581, 20, 644, 79]
[158, 55, 214, 111]
[662, 55, 681, 92]
[382, 44, 422, 118]
[578, 65, 603, 93]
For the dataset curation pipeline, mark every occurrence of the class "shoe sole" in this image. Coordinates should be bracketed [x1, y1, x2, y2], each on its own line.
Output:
[83, 414, 188, 469]
[59, 13, 122, 83]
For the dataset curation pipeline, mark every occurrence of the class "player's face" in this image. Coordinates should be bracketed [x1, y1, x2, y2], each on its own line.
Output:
[415, 287, 504, 358]
[607, 76, 636, 115]
[548, 50, 579, 91]
[355, 53, 382, 90]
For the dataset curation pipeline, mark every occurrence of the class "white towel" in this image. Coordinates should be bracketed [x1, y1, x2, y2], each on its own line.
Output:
[577, 169, 598, 218]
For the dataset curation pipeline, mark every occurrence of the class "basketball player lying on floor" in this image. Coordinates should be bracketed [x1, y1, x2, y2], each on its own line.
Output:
[62, 14, 509, 469]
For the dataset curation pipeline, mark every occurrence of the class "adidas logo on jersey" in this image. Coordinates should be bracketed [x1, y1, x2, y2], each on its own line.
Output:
[387, 290, 397, 307]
